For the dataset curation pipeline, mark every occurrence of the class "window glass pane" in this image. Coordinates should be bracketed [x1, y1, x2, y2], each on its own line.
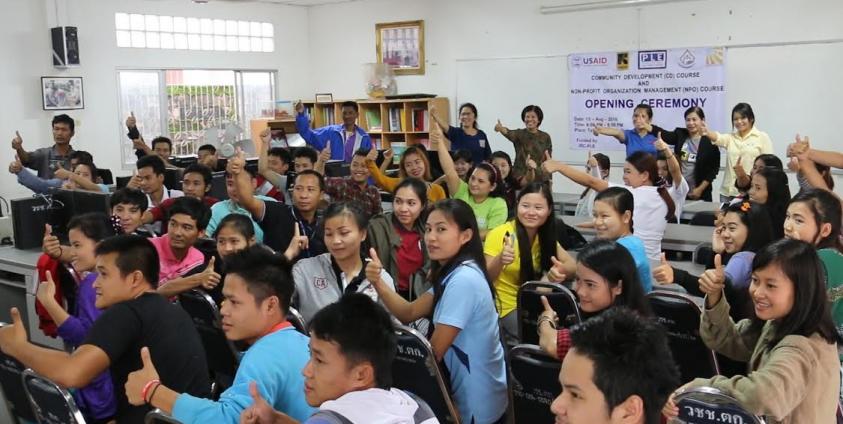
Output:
[226, 20, 238, 35]
[173, 16, 187, 33]
[116, 30, 131, 47]
[200, 18, 213, 34]
[174, 33, 188, 50]
[160, 33, 175, 49]
[250, 22, 261, 36]
[238, 21, 250, 36]
[240, 71, 276, 125]
[131, 30, 146, 48]
[165, 70, 237, 155]
[213, 19, 226, 35]
[262, 38, 274, 53]
[145, 15, 159, 32]
[201, 34, 214, 51]
[238, 36, 251, 52]
[250, 37, 262, 52]
[226, 35, 238, 51]
[115, 13, 130, 30]
[130, 14, 145, 31]
[261, 23, 273, 37]
[146, 32, 161, 49]
[160, 15, 173, 32]
[118, 71, 163, 165]
[187, 17, 200, 34]
[214, 35, 226, 51]
[187, 34, 201, 50]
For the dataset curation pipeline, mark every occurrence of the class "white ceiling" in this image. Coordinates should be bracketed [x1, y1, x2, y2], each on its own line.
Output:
[197, 0, 363, 6]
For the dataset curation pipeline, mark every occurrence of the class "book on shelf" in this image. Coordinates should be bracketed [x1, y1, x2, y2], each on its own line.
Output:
[322, 105, 335, 126]
[411, 108, 428, 132]
[390, 142, 407, 165]
[389, 108, 403, 132]
[365, 109, 382, 132]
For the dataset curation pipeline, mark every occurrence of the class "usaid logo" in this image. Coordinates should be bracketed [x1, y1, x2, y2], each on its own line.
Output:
[573, 55, 608, 67]
[638, 50, 667, 69]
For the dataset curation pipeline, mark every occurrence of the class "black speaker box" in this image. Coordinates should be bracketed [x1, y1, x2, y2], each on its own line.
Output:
[51, 26, 79, 67]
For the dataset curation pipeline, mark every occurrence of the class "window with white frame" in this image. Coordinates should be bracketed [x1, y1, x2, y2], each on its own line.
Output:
[114, 13, 274, 52]
[117, 69, 275, 165]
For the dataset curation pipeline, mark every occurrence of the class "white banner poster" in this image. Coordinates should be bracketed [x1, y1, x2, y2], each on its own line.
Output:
[568, 47, 726, 151]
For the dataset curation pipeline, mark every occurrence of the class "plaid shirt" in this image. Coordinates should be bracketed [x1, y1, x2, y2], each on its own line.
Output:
[556, 328, 572, 361]
[324, 177, 382, 216]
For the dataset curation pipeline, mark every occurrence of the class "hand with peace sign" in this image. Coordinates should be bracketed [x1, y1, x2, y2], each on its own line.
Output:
[125, 346, 161, 406]
[698, 254, 726, 308]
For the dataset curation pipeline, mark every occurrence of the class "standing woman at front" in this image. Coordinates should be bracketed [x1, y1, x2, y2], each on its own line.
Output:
[592, 103, 658, 157]
[704, 102, 773, 203]
[654, 106, 720, 201]
[494, 105, 553, 184]
[430, 102, 491, 164]
[366, 199, 508, 424]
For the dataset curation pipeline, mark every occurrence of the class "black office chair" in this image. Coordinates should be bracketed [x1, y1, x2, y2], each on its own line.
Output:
[22, 368, 86, 424]
[646, 291, 719, 382]
[692, 242, 715, 267]
[115, 176, 132, 190]
[145, 408, 182, 423]
[517, 281, 581, 345]
[0, 336, 37, 423]
[287, 307, 307, 335]
[689, 210, 717, 227]
[673, 386, 766, 423]
[95, 168, 114, 185]
[391, 325, 460, 424]
[177, 289, 240, 398]
[509, 344, 561, 424]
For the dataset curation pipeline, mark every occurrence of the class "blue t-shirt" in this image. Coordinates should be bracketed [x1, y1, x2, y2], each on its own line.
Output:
[429, 261, 508, 423]
[725, 251, 755, 289]
[173, 326, 315, 423]
[623, 129, 658, 157]
[617, 235, 653, 293]
[447, 126, 491, 164]
[206, 196, 276, 243]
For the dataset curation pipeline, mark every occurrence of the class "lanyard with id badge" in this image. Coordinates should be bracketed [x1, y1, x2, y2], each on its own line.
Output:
[682, 139, 699, 163]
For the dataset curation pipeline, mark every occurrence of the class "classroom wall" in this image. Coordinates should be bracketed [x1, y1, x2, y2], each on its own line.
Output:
[0, 0, 311, 206]
[304, 0, 843, 194]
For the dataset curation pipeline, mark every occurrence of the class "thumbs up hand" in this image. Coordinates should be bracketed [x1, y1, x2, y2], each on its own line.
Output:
[547, 256, 568, 283]
[43, 224, 63, 259]
[539, 295, 559, 324]
[499, 233, 515, 266]
[525, 153, 537, 171]
[319, 144, 332, 163]
[654, 132, 669, 152]
[365, 248, 385, 287]
[494, 119, 504, 133]
[36, 270, 58, 305]
[733, 155, 745, 175]
[0, 307, 28, 356]
[652, 252, 674, 285]
[283, 225, 309, 261]
[126, 112, 137, 129]
[541, 150, 561, 174]
[198, 257, 221, 290]
[53, 162, 72, 180]
[125, 347, 161, 406]
[11, 131, 23, 150]
[699, 254, 725, 307]
[8, 154, 23, 175]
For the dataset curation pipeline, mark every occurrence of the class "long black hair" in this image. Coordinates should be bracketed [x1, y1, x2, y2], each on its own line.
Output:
[427, 199, 494, 311]
[594, 186, 635, 233]
[753, 167, 791, 239]
[576, 239, 651, 316]
[749, 239, 842, 349]
[720, 201, 773, 263]
[626, 151, 675, 222]
[68, 212, 118, 242]
[788, 188, 843, 252]
[512, 182, 557, 284]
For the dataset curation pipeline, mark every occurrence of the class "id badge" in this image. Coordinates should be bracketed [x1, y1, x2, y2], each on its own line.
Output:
[687, 153, 697, 163]
[479, 139, 486, 148]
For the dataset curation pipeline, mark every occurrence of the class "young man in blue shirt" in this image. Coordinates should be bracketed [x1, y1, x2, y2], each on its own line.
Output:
[124, 245, 314, 423]
[294, 100, 371, 163]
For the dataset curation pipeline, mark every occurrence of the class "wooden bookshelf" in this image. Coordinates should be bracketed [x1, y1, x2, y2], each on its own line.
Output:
[253, 97, 449, 151]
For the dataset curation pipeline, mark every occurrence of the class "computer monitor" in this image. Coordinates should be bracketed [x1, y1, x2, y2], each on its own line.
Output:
[209, 171, 228, 201]
[164, 168, 184, 191]
[73, 190, 111, 216]
[325, 160, 350, 177]
[46, 189, 112, 244]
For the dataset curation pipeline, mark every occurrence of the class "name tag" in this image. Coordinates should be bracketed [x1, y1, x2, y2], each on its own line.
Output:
[478, 139, 487, 148]
[687, 153, 697, 163]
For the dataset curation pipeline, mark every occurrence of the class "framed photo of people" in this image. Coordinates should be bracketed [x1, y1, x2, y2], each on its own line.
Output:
[41, 76, 84, 110]
[375, 20, 424, 75]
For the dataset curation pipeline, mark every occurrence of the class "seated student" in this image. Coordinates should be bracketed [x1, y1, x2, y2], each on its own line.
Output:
[9, 149, 93, 194]
[110, 187, 152, 236]
[55, 159, 110, 193]
[366, 144, 447, 203]
[197, 143, 225, 172]
[367, 178, 430, 300]
[544, 150, 674, 263]
[537, 240, 652, 360]
[315, 146, 382, 216]
[367, 199, 509, 423]
[494, 104, 553, 183]
[293, 146, 318, 173]
[748, 166, 791, 239]
[127, 155, 184, 223]
[552, 307, 680, 424]
[11, 114, 76, 179]
[655, 133, 689, 222]
[663, 239, 841, 423]
[152, 197, 217, 296]
[732, 153, 783, 198]
[574, 152, 610, 217]
[653, 201, 773, 321]
[783, 189, 843, 354]
[490, 151, 523, 216]
[592, 104, 660, 157]
[125, 246, 314, 423]
[240, 295, 436, 424]
[35, 213, 118, 422]
[435, 127, 508, 239]
[205, 167, 276, 243]
[0, 235, 211, 423]
[450, 148, 474, 182]
[143, 163, 218, 232]
[292, 202, 393, 323]
[294, 100, 372, 163]
[485, 182, 577, 346]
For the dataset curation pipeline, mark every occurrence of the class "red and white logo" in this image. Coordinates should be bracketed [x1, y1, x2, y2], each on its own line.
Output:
[313, 277, 327, 290]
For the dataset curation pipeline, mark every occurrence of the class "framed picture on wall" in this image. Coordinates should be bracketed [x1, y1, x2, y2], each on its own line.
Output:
[41, 76, 84, 110]
[375, 20, 424, 75]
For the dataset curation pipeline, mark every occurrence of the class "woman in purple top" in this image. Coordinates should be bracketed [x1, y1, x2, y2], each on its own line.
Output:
[593, 103, 659, 157]
[36, 212, 118, 423]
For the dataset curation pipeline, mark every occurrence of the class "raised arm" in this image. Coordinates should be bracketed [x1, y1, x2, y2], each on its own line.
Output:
[428, 105, 449, 134]
[592, 126, 626, 143]
[229, 152, 265, 219]
[433, 125, 462, 196]
[294, 101, 327, 151]
[314, 144, 331, 175]
[365, 147, 400, 192]
[790, 135, 831, 190]
[11, 131, 30, 164]
[655, 133, 683, 188]
[541, 151, 609, 192]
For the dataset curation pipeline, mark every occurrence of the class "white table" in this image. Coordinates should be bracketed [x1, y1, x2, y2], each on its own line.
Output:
[562, 216, 711, 254]
[680, 200, 719, 222]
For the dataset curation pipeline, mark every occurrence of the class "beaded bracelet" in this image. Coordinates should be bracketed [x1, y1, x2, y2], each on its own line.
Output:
[141, 379, 160, 404]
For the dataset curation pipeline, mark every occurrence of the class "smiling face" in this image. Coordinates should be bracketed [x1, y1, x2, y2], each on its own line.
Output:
[219, 274, 274, 344]
[591, 200, 631, 240]
[402, 153, 426, 179]
[349, 155, 370, 183]
[342, 106, 358, 127]
[324, 214, 366, 263]
[468, 167, 496, 198]
[749, 263, 795, 321]
[454, 159, 472, 179]
[720, 212, 748, 254]
[93, 253, 139, 309]
[73, 163, 95, 183]
[517, 193, 551, 230]
[112, 203, 143, 234]
[622, 162, 649, 188]
[491, 157, 511, 180]
[523, 111, 540, 131]
[393, 186, 424, 229]
[573, 262, 621, 314]
[784, 202, 830, 245]
[459, 106, 477, 129]
[732, 112, 752, 134]
[68, 228, 98, 272]
[685, 111, 703, 134]
[424, 209, 472, 263]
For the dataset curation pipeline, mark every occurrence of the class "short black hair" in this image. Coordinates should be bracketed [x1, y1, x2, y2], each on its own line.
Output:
[293, 146, 318, 164]
[340, 101, 359, 112]
[224, 245, 293, 314]
[214, 213, 255, 240]
[136, 154, 166, 176]
[569, 307, 680, 424]
[95, 235, 160, 288]
[167, 197, 211, 231]
[452, 149, 473, 164]
[521, 104, 544, 125]
[110, 188, 148, 212]
[183, 163, 213, 187]
[70, 150, 93, 163]
[295, 169, 325, 192]
[309, 293, 396, 389]
[73, 159, 99, 181]
[268, 147, 292, 165]
[151, 136, 173, 151]
[52, 114, 75, 132]
[198, 144, 216, 154]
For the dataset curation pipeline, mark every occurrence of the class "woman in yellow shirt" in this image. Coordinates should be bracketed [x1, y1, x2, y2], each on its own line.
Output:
[366, 145, 446, 202]
[483, 182, 577, 347]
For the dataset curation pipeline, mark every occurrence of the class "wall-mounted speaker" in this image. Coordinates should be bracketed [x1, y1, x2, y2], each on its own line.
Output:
[51, 26, 79, 67]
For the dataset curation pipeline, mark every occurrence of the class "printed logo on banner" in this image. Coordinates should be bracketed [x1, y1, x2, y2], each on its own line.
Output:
[638, 50, 667, 69]
[706, 47, 725, 65]
[617, 52, 629, 70]
[678, 49, 696, 68]
[574, 56, 608, 67]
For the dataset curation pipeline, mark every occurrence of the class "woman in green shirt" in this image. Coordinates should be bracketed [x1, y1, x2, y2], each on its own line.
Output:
[494, 105, 552, 183]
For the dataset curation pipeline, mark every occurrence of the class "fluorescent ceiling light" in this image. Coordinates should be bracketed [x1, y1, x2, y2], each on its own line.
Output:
[540, 0, 703, 14]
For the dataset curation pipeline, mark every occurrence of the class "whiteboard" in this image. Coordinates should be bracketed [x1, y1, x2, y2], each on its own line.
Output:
[456, 41, 842, 168]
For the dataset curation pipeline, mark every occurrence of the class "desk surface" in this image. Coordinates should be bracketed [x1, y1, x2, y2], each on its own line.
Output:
[0, 246, 42, 271]
[554, 192, 718, 221]
[563, 216, 711, 253]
